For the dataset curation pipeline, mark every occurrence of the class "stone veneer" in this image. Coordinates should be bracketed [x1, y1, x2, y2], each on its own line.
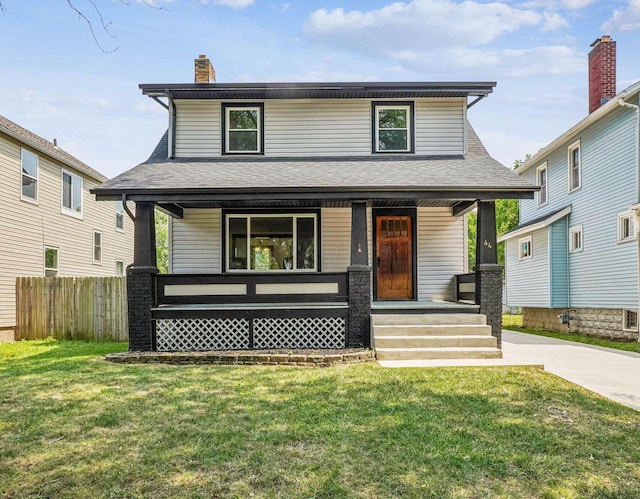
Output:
[523, 307, 640, 341]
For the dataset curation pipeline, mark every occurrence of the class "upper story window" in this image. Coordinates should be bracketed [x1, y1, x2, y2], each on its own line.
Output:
[21, 148, 39, 203]
[116, 200, 125, 231]
[617, 212, 636, 243]
[93, 230, 103, 264]
[569, 225, 583, 253]
[519, 235, 532, 260]
[568, 139, 581, 192]
[536, 162, 548, 207]
[44, 246, 59, 277]
[372, 102, 414, 153]
[61, 169, 83, 218]
[223, 103, 263, 154]
[226, 213, 317, 272]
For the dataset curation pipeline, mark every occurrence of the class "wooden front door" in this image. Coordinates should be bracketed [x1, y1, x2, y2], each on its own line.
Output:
[375, 216, 413, 300]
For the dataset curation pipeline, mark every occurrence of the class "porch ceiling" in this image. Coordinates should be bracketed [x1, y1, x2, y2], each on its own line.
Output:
[170, 199, 461, 210]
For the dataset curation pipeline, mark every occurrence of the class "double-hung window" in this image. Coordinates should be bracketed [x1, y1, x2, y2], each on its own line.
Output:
[44, 246, 59, 277]
[373, 102, 414, 153]
[536, 162, 548, 207]
[226, 213, 317, 271]
[115, 200, 125, 231]
[223, 104, 263, 154]
[61, 169, 83, 218]
[21, 148, 38, 202]
[569, 225, 583, 253]
[568, 139, 581, 192]
[93, 230, 103, 264]
[519, 235, 532, 260]
[618, 212, 636, 242]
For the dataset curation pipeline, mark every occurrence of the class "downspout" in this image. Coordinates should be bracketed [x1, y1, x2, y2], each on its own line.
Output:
[122, 194, 135, 222]
[168, 89, 177, 159]
[619, 95, 640, 341]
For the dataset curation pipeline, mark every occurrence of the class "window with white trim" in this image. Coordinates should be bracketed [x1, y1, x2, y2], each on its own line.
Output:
[536, 162, 548, 206]
[623, 310, 638, 332]
[61, 169, 83, 217]
[223, 104, 263, 154]
[373, 102, 413, 153]
[519, 236, 532, 260]
[116, 260, 125, 276]
[569, 225, 583, 253]
[226, 213, 317, 271]
[93, 230, 102, 264]
[21, 148, 38, 202]
[568, 139, 581, 192]
[115, 200, 125, 231]
[44, 246, 59, 277]
[617, 212, 636, 242]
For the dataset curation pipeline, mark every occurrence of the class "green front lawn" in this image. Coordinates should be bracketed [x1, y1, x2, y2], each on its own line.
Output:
[1, 340, 639, 498]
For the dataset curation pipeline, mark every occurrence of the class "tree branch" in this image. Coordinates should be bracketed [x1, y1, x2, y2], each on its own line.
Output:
[66, 0, 119, 53]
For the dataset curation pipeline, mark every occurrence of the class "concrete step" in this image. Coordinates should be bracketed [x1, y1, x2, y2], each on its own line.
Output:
[373, 324, 492, 337]
[371, 313, 486, 326]
[374, 335, 497, 349]
[375, 347, 503, 361]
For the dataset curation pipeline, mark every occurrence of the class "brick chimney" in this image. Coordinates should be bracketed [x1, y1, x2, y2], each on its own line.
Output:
[588, 35, 616, 114]
[194, 54, 216, 84]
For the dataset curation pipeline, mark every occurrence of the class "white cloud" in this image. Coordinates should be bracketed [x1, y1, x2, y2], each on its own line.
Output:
[541, 11, 568, 31]
[281, 3, 291, 13]
[602, 0, 640, 31]
[211, 0, 255, 9]
[520, 0, 597, 9]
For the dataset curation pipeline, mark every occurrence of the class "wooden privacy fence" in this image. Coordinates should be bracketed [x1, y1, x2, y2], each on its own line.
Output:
[16, 277, 128, 342]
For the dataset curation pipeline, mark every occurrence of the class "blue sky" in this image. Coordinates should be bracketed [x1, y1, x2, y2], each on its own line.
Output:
[1, 0, 640, 178]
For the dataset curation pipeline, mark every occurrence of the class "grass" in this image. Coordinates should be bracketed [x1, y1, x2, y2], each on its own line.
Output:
[1, 340, 640, 498]
[503, 314, 640, 354]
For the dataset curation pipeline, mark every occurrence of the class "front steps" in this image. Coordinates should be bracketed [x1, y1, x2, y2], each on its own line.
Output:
[373, 313, 502, 361]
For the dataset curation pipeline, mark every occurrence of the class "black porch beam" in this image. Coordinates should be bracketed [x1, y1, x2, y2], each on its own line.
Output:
[156, 203, 184, 219]
[452, 200, 477, 217]
[350, 201, 369, 266]
[476, 201, 498, 266]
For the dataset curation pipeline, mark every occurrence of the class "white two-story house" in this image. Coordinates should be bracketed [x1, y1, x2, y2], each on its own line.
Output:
[93, 55, 535, 358]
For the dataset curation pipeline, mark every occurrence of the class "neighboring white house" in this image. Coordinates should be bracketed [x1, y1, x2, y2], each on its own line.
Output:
[0, 114, 134, 333]
[501, 36, 640, 341]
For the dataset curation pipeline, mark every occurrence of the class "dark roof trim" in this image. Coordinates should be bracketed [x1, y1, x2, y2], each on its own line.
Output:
[140, 81, 496, 101]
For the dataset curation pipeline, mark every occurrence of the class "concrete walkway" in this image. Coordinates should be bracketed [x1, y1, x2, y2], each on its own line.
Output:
[378, 329, 640, 412]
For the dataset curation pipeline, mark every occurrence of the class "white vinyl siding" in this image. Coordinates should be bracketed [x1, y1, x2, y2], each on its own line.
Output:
[174, 100, 220, 157]
[173, 98, 465, 158]
[170, 208, 221, 273]
[0, 132, 134, 328]
[504, 227, 549, 307]
[416, 207, 465, 301]
[321, 208, 351, 272]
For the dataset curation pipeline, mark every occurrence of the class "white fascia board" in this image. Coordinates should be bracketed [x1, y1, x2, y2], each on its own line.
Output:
[517, 80, 640, 176]
[498, 206, 572, 242]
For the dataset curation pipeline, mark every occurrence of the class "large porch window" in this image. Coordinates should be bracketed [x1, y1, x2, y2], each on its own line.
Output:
[226, 214, 317, 271]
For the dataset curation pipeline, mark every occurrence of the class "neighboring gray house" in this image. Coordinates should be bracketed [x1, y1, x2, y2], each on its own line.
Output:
[501, 36, 640, 341]
[0, 114, 134, 335]
[93, 55, 535, 359]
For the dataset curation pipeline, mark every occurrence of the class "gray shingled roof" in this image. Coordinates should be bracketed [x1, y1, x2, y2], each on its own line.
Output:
[95, 125, 535, 198]
[0, 114, 108, 183]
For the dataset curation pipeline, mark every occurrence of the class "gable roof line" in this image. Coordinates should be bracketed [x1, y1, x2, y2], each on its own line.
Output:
[0, 114, 108, 183]
[518, 80, 640, 175]
[498, 205, 572, 242]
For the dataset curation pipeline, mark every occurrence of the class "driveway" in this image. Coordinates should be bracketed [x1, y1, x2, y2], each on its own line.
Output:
[378, 329, 640, 412]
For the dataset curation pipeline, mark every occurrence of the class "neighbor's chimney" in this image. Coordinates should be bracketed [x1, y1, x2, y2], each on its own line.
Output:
[588, 35, 616, 114]
[194, 54, 216, 84]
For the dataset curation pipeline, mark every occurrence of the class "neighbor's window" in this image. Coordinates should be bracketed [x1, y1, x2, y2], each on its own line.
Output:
[115, 200, 125, 231]
[226, 214, 317, 271]
[373, 103, 413, 153]
[223, 104, 263, 154]
[93, 230, 102, 264]
[568, 139, 581, 192]
[21, 148, 38, 202]
[569, 225, 583, 253]
[116, 260, 125, 276]
[618, 212, 636, 242]
[623, 309, 638, 331]
[536, 162, 548, 207]
[44, 246, 59, 277]
[61, 169, 83, 217]
[519, 235, 532, 260]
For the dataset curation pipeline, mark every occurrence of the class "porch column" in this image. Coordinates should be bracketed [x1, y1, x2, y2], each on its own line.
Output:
[348, 201, 372, 347]
[127, 201, 158, 352]
[475, 201, 503, 347]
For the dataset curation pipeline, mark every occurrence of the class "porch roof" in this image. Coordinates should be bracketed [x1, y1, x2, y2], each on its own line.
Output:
[92, 125, 536, 203]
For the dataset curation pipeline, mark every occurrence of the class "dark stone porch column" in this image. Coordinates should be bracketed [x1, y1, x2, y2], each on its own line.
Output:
[475, 201, 503, 347]
[348, 201, 372, 347]
[127, 201, 158, 352]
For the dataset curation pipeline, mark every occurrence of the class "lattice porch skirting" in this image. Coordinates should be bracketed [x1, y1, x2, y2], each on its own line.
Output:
[155, 316, 346, 351]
